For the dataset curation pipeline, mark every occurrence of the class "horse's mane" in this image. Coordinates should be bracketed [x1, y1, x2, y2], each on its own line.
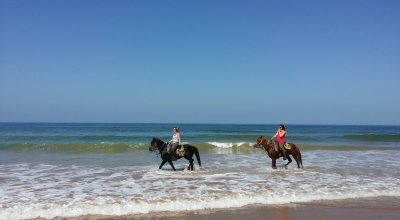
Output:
[258, 135, 267, 142]
[153, 137, 163, 143]
[153, 137, 167, 151]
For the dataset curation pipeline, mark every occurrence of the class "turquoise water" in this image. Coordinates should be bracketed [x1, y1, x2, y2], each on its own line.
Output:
[1, 123, 400, 149]
[1, 123, 400, 219]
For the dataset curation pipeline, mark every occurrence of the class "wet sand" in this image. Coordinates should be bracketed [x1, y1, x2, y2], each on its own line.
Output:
[121, 205, 399, 220]
[54, 198, 400, 220]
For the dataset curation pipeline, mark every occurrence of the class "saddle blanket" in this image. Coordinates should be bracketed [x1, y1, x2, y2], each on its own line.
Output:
[176, 145, 185, 157]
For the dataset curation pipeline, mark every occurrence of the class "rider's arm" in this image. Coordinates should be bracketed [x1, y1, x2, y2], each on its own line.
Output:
[271, 131, 278, 140]
[278, 130, 286, 137]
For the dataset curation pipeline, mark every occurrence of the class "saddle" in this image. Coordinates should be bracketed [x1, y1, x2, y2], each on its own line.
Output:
[273, 142, 291, 152]
[166, 143, 185, 161]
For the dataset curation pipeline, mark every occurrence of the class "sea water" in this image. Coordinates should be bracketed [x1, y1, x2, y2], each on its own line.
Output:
[1, 123, 400, 219]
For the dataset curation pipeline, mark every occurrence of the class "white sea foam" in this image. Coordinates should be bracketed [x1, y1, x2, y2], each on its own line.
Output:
[207, 142, 250, 148]
[1, 150, 400, 220]
[2, 186, 400, 220]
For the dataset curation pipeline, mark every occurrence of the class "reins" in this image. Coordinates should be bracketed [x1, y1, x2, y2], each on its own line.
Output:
[151, 140, 166, 157]
[156, 140, 165, 157]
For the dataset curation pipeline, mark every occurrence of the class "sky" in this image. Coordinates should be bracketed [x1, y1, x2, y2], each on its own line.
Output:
[0, 0, 399, 125]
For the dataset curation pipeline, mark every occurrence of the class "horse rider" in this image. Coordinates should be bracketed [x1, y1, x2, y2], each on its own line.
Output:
[167, 127, 181, 155]
[271, 124, 287, 160]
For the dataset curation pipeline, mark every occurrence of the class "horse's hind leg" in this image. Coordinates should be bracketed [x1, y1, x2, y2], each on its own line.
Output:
[186, 152, 195, 170]
[188, 158, 194, 170]
[284, 156, 292, 168]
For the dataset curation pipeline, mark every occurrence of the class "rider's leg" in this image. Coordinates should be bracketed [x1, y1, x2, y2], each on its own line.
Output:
[171, 143, 178, 155]
[167, 142, 172, 154]
[171, 143, 178, 161]
[279, 142, 287, 160]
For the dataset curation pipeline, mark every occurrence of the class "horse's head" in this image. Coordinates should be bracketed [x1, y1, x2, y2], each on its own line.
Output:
[149, 137, 159, 153]
[254, 135, 270, 148]
[253, 136, 263, 147]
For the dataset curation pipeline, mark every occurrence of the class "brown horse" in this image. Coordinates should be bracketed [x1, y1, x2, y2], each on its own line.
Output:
[254, 136, 303, 169]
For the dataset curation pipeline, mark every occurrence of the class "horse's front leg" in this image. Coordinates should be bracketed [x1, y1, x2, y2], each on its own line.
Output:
[168, 160, 176, 171]
[159, 159, 168, 169]
[272, 158, 277, 169]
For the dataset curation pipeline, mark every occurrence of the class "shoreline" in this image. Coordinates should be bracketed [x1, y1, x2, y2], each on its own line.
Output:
[48, 198, 400, 220]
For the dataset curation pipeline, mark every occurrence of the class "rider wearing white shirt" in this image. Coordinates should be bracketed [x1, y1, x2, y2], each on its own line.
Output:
[167, 127, 180, 155]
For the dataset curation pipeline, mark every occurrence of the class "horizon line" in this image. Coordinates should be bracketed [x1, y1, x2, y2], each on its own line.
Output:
[0, 122, 399, 126]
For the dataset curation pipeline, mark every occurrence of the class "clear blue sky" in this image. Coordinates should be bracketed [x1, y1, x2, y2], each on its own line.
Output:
[1, 0, 399, 125]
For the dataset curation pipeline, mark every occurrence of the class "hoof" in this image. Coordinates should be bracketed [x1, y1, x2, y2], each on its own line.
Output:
[272, 167, 277, 169]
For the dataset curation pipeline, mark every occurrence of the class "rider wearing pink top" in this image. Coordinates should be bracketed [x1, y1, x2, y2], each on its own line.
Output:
[276, 130, 285, 143]
[271, 124, 288, 160]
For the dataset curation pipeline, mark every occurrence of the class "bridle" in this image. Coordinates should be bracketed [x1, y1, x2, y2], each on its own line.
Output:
[150, 141, 159, 152]
[256, 136, 276, 155]
[255, 136, 267, 146]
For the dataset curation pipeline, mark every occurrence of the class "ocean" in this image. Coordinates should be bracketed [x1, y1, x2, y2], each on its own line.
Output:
[1, 123, 400, 220]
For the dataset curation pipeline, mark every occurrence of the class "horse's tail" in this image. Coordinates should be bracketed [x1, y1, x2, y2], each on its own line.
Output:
[194, 146, 202, 167]
[297, 146, 303, 168]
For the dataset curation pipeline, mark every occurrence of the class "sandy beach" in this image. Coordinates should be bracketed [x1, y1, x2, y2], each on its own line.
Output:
[49, 197, 400, 220]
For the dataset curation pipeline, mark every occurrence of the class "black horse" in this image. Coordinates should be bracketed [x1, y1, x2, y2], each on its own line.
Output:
[149, 137, 202, 171]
